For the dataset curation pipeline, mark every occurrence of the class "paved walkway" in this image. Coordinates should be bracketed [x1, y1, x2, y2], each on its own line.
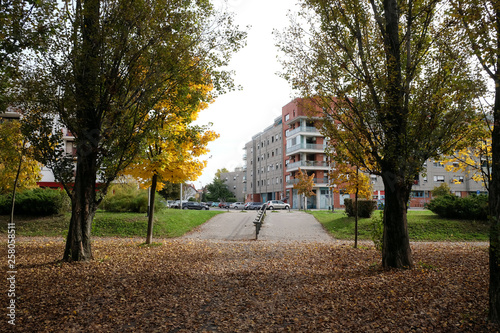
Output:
[182, 210, 335, 242]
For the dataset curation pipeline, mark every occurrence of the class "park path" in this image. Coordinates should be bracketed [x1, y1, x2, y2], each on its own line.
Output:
[182, 209, 336, 242]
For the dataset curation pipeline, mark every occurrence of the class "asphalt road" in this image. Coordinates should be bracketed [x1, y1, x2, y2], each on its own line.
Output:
[182, 209, 335, 242]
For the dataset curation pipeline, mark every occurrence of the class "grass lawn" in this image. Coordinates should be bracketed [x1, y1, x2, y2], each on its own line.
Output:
[310, 209, 490, 242]
[0, 209, 223, 238]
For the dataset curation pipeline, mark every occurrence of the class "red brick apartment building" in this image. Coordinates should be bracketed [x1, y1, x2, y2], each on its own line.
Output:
[243, 98, 487, 209]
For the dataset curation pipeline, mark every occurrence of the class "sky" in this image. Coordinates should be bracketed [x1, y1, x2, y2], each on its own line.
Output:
[191, 0, 300, 188]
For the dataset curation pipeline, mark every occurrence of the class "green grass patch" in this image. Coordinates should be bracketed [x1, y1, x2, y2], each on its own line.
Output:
[0, 209, 223, 238]
[310, 209, 489, 242]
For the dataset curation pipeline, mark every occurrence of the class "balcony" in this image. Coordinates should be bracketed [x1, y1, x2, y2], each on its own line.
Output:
[286, 126, 320, 138]
[286, 177, 329, 187]
[286, 143, 327, 155]
[286, 160, 329, 172]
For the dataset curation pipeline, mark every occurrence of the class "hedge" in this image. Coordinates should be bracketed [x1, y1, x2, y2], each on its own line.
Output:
[344, 199, 377, 218]
[425, 194, 488, 220]
[0, 188, 68, 216]
[101, 185, 162, 213]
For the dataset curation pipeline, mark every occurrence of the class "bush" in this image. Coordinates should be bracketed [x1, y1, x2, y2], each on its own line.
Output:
[371, 210, 384, 252]
[344, 199, 377, 218]
[101, 184, 162, 213]
[0, 188, 68, 216]
[425, 194, 488, 220]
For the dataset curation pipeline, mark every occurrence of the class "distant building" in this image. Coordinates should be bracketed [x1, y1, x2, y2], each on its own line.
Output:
[219, 167, 246, 202]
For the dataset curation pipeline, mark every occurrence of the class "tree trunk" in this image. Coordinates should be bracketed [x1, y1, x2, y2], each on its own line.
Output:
[9, 141, 24, 224]
[62, 0, 101, 262]
[146, 174, 158, 244]
[63, 150, 98, 262]
[489, 68, 500, 322]
[381, 172, 413, 268]
[354, 168, 359, 249]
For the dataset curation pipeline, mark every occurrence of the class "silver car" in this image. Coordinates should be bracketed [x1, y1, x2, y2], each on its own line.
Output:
[265, 200, 290, 210]
[229, 202, 246, 209]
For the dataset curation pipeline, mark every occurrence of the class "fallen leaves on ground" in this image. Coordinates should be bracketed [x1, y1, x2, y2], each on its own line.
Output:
[3, 238, 498, 332]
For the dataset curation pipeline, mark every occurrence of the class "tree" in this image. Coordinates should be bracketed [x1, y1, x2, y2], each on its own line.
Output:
[123, 81, 218, 244]
[215, 168, 229, 179]
[276, 0, 484, 268]
[450, 0, 500, 322]
[329, 162, 372, 248]
[293, 168, 316, 210]
[206, 177, 233, 202]
[329, 163, 372, 200]
[19, 0, 246, 261]
[159, 182, 181, 201]
[0, 118, 41, 226]
[431, 183, 452, 198]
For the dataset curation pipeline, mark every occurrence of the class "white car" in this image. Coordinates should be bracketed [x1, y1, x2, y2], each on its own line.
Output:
[229, 202, 246, 209]
[266, 200, 290, 210]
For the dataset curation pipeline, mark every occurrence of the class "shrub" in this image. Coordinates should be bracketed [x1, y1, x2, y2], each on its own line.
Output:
[371, 210, 384, 252]
[0, 188, 68, 216]
[425, 194, 488, 220]
[431, 183, 452, 197]
[101, 184, 162, 213]
[344, 199, 377, 218]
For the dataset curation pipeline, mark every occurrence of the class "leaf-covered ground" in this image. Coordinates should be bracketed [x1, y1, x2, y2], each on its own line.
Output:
[4, 238, 498, 332]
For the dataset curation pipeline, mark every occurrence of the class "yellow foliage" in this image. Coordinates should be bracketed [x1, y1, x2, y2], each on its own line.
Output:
[123, 77, 218, 190]
[329, 163, 372, 199]
[0, 121, 41, 194]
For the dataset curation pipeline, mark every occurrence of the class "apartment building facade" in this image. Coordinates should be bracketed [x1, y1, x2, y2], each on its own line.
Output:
[243, 98, 488, 209]
[244, 116, 285, 203]
[282, 99, 342, 209]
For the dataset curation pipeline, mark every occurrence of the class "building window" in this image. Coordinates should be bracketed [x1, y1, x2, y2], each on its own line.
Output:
[285, 114, 290, 121]
[433, 175, 445, 183]
[454, 176, 464, 183]
[433, 161, 445, 168]
[411, 191, 427, 198]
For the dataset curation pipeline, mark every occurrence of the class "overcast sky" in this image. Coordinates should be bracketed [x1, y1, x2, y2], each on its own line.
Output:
[192, 0, 300, 187]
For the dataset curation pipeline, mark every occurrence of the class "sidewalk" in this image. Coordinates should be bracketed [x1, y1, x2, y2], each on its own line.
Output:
[182, 209, 335, 242]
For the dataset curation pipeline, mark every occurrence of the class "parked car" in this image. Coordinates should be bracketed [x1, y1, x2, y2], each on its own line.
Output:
[170, 200, 187, 209]
[212, 202, 220, 207]
[230, 202, 246, 209]
[245, 202, 264, 210]
[219, 202, 229, 208]
[182, 202, 209, 210]
[266, 200, 290, 210]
